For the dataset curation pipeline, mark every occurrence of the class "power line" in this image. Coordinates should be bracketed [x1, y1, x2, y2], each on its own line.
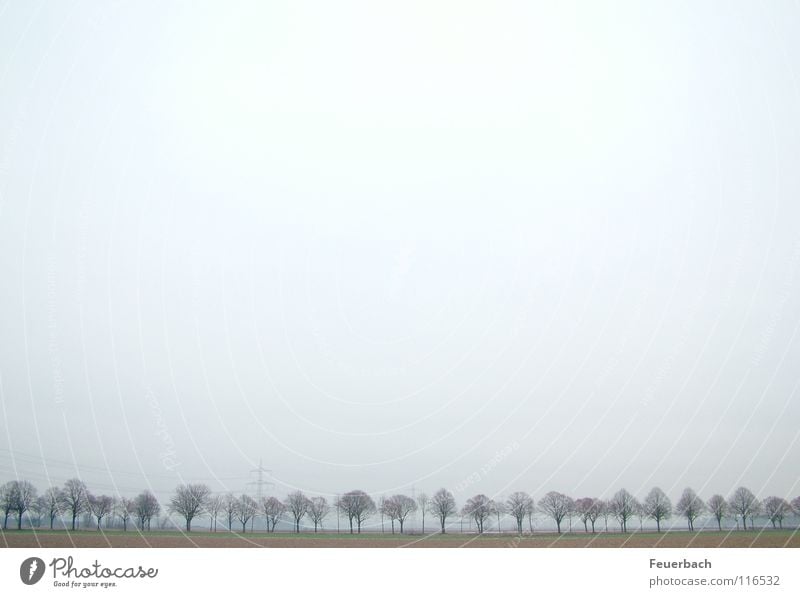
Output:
[0, 448, 249, 481]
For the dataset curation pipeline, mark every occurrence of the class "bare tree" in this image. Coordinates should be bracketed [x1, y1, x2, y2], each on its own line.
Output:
[206, 495, 223, 531]
[133, 490, 160, 531]
[706, 494, 728, 531]
[60, 479, 88, 531]
[416, 493, 429, 533]
[750, 499, 762, 529]
[462, 494, 497, 534]
[286, 490, 311, 533]
[643, 487, 672, 533]
[8, 480, 37, 530]
[729, 487, 757, 531]
[223, 493, 237, 531]
[392, 494, 417, 534]
[378, 495, 387, 533]
[308, 496, 330, 532]
[676, 488, 705, 531]
[380, 496, 399, 533]
[506, 492, 535, 534]
[1, 481, 17, 529]
[336, 490, 376, 534]
[537, 491, 573, 534]
[573, 497, 601, 533]
[30, 496, 48, 527]
[115, 497, 134, 531]
[792, 496, 800, 517]
[429, 488, 456, 534]
[609, 489, 638, 533]
[87, 494, 114, 530]
[235, 495, 258, 532]
[262, 496, 286, 532]
[168, 484, 210, 532]
[763, 496, 791, 529]
[597, 499, 611, 532]
[495, 501, 506, 533]
[39, 487, 63, 530]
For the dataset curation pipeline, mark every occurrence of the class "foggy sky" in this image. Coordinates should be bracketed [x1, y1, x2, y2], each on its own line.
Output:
[1, 0, 799, 509]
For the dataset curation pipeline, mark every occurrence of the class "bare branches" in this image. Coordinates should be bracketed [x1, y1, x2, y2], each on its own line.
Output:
[133, 491, 160, 531]
[608, 489, 638, 533]
[416, 493, 429, 533]
[537, 492, 573, 534]
[462, 494, 497, 534]
[573, 497, 602, 533]
[60, 479, 88, 531]
[429, 488, 456, 534]
[506, 492, 534, 534]
[168, 484, 211, 532]
[235, 494, 258, 532]
[763, 496, 791, 529]
[706, 495, 727, 531]
[308, 497, 330, 533]
[676, 488, 705, 531]
[87, 494, 114, 530]
[642, 487, 672, 533]
[206, 495, 224, 531]
[286, 490, 311, 533]
[729, 487, 757, 530]
[262, 497, 286, 532]
[336, 490, 376, 534]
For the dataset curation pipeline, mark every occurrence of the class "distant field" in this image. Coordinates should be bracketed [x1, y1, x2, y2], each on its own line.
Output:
[2, 529, 798, 548]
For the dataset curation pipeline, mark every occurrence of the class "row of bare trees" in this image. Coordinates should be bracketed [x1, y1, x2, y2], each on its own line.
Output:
[168, 485, 334, 533]
[0, 478, 160, 531]
[3, 479, 798, 534]
[528, 487, 796, 534]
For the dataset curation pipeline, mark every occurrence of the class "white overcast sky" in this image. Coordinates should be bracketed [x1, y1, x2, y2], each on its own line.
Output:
[1, 1, 799, 506]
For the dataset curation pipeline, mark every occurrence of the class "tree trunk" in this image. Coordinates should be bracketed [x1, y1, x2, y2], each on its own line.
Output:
[556, 520, 561, 534]
[656, 519, 661, 532]
[583, 520, 588, 533]
[72, 513, 77, 530]
[742, 516, 746, 531]
[717, 518, 722, 531]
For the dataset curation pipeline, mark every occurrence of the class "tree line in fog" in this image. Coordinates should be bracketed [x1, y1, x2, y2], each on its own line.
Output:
[2, 478, 798, 534]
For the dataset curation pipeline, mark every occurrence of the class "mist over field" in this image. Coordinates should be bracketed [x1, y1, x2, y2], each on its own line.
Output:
[1, 0, 799, 517]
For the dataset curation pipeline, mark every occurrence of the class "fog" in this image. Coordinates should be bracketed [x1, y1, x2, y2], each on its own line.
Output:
[1, 1, 799, 510]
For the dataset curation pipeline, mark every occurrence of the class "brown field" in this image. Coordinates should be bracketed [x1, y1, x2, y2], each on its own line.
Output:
[2, 530, 798, 548]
